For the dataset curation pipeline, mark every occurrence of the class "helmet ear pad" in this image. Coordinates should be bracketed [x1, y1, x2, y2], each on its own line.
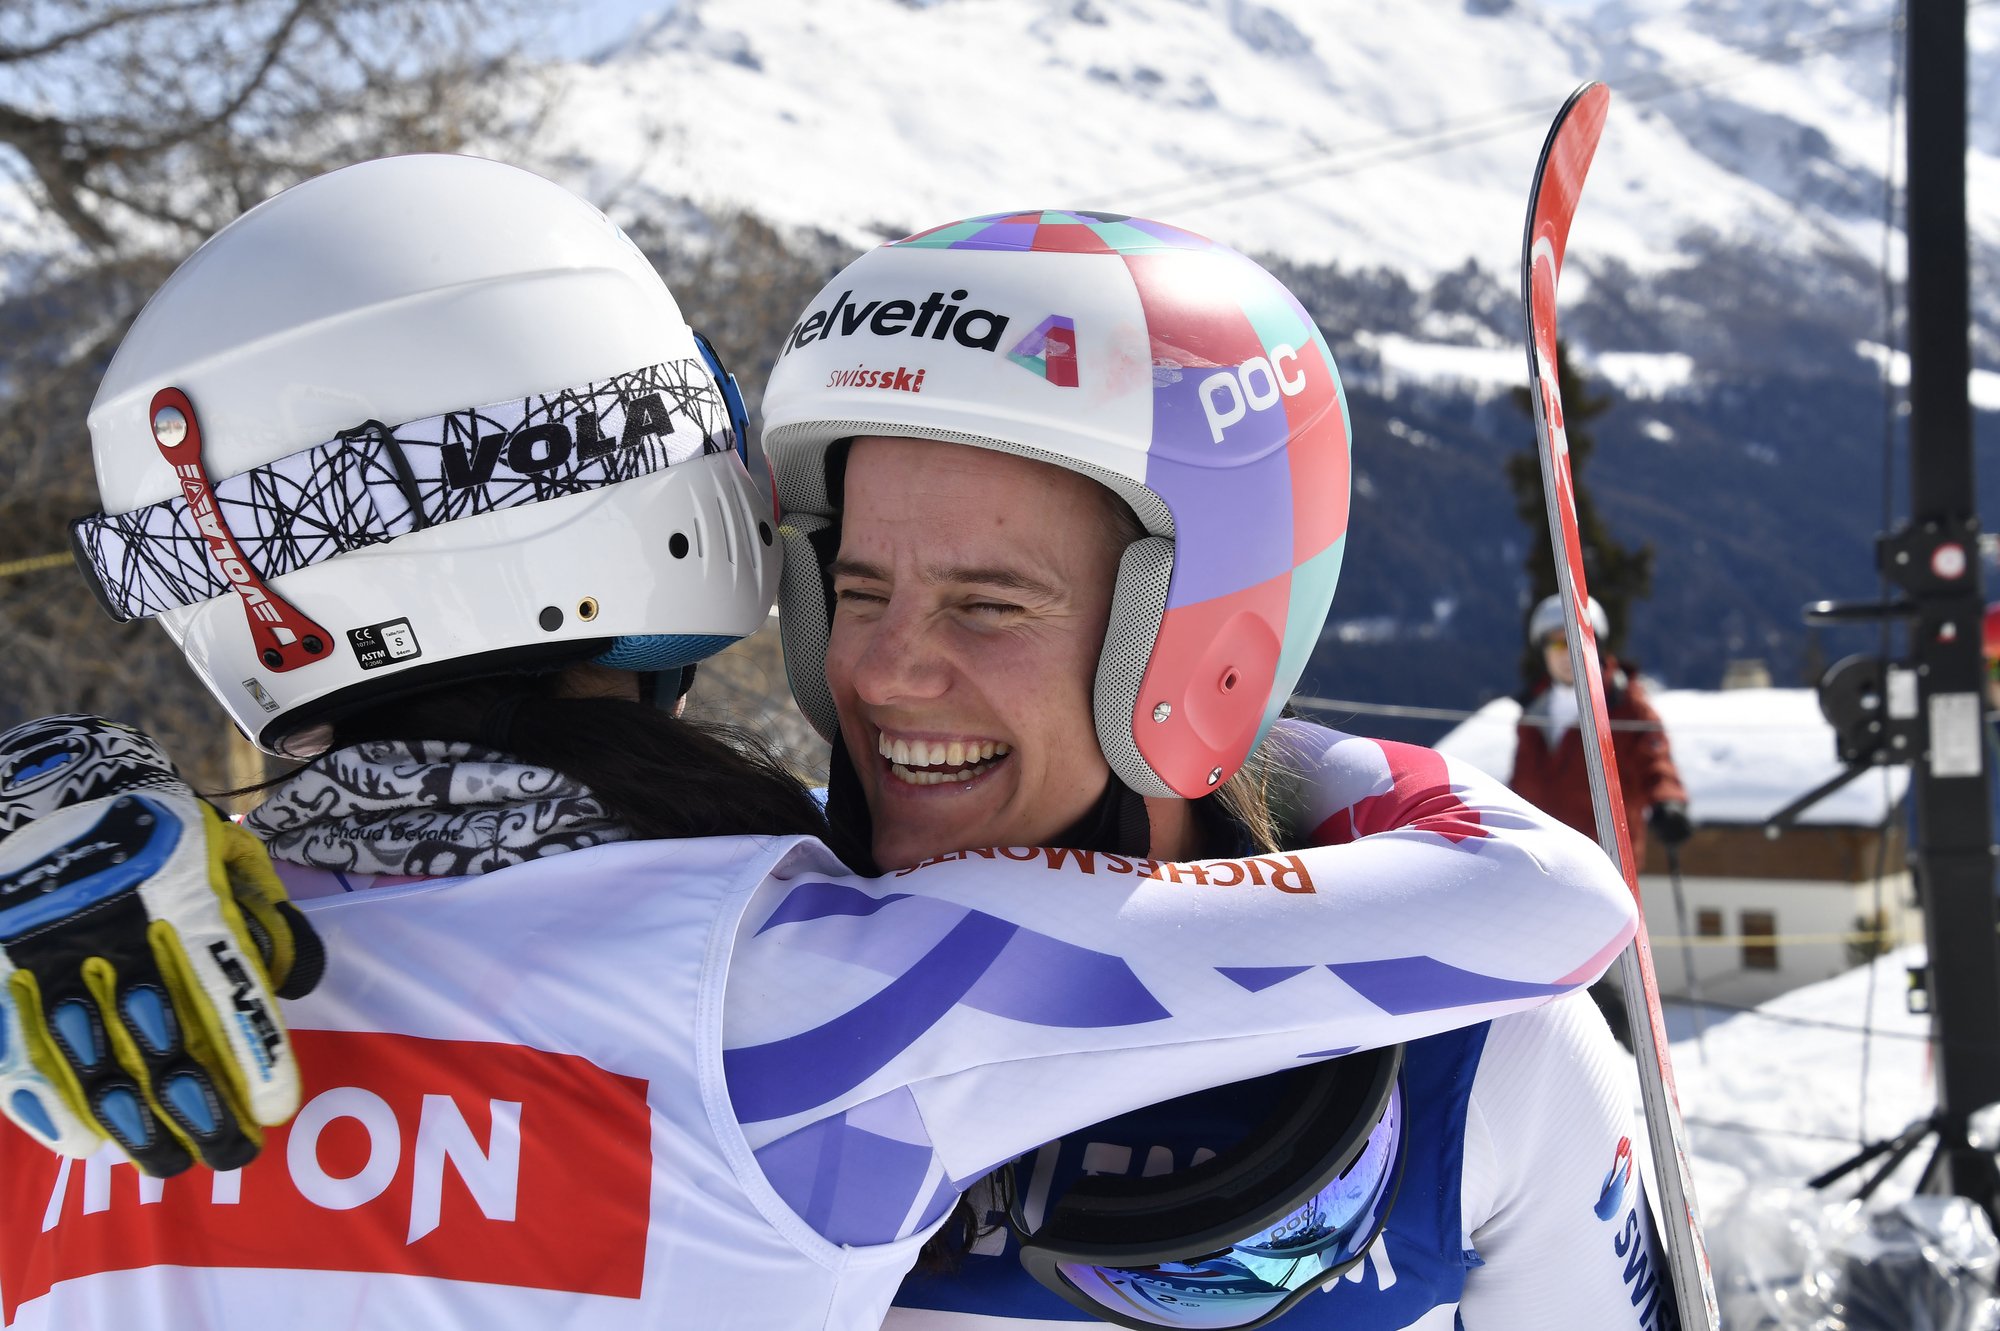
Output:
[1095, 537, 1177, 799]
[777, 515, 841, 746]
[1116, 564, 1291, 800]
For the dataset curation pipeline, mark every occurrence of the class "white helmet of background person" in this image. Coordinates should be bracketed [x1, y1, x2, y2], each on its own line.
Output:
[72, 155, 778, 756]
[763, 210, 1351, 799]
[1527, 593, 1608, 647]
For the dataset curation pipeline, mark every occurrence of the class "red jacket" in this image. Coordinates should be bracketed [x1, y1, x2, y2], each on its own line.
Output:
[1508, 660, 1687, 869]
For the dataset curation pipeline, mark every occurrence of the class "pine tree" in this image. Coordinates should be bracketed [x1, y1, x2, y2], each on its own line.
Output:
[1506, 341, 1654, 689]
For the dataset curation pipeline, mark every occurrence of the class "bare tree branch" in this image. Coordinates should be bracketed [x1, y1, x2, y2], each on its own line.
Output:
[0, 0, 536, 780]
[0, 0, 515, 253]
[0, 102, 115, 247]
[148, 0, 321, 151]
[0, 0, 234, 65]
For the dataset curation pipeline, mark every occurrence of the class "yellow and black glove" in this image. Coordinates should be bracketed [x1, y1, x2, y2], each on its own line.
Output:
[0, 715, 323, 1176]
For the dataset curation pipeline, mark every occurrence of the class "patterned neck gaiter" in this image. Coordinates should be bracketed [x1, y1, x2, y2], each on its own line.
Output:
[244, 740, 630, 879]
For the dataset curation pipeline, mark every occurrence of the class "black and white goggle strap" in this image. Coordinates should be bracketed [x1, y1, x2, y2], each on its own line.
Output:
[70, 359, 731, 626]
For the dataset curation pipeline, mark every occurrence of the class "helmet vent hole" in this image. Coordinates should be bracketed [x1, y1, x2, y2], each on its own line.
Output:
[538, 606, 563, 632]
[758, 521, 773, 547]
[577, 597, 599, 622]
[669, 532, 690, 560]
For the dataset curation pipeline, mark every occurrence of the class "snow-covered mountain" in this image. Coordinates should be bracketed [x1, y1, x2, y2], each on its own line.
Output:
[7, 0, 1991, 719]
[537, 0, 1997, 343]
[518, 0, 1998, 715]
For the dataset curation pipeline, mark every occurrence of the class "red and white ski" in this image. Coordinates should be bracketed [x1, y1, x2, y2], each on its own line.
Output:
[1521, 81, 1718, 1330]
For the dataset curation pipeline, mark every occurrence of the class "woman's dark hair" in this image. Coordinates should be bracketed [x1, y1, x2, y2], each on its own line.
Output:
[324, 669, 840, 850]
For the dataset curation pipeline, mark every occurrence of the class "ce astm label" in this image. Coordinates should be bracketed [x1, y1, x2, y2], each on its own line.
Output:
[349, 618, 422, 671]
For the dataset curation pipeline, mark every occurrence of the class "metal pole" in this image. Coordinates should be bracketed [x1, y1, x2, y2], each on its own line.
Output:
[1901, 0, 2000, 1216]
[1664, 845, 1708, 1062]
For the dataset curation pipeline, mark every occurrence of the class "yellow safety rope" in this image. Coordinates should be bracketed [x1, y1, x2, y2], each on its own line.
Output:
[0, 552, 71, 579]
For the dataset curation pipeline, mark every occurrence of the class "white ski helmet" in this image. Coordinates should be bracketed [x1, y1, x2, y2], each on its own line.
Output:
[73, 156, 779, 755]
[763, 210, 1351, 799]
[1528, 593, 1608, 646]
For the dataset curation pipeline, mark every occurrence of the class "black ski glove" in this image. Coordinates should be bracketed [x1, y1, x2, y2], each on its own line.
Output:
[1648, 800, 1693, 848]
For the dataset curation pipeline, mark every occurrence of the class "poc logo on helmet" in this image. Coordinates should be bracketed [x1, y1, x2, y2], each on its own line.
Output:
[1198, 345, 1308, 444]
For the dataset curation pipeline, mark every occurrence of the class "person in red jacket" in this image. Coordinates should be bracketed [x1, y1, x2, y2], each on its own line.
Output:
[1509, 594, 1691, 872]
[1984, 602, 2000, 712]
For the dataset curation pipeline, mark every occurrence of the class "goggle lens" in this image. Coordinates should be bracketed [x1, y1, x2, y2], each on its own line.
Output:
[1048, 1086, 1401, 1329]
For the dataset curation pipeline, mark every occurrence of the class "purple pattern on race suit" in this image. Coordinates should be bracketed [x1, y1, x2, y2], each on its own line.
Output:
[1217, 964, 1315, 993]
[1327, 956, 1574, 1016]
[754, 879, 912, 932]
[753, 1088, 951, 1246]
[728, 897, 1169, 1123]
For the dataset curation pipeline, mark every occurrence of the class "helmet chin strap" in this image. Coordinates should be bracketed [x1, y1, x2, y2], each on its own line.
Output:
[1053, 772, 1154, 859]
[823, 738, 1152, 878]
[824, 740, 878, 873]
[637, 664, 697, 711]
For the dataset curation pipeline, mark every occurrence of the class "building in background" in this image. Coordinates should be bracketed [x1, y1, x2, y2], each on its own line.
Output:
[1436, 687, 1914, 1008]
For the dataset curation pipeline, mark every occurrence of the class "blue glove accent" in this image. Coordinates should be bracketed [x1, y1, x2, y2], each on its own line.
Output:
[164, 1072, 217, 1137]
[52, 1001, 100, 1070]
[98, 1086, 148, 1147]
[11, 1089, 55, 1140]
[0, 795, 180, 942]
[12, 753, 71, 785]
[123, 986, 175, 1055]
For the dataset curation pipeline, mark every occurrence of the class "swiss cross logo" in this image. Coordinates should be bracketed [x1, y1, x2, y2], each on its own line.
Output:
[0, 1029, 652, 1320]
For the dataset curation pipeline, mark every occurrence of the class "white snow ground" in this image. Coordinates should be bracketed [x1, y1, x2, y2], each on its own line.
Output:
[1675, 942, 1935, 1224]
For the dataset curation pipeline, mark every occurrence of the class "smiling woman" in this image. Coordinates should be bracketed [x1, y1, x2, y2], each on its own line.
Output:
[827, 437, 1138, 871]
[766, 210, 1352, 873]
[761, 209, 1680, 1331]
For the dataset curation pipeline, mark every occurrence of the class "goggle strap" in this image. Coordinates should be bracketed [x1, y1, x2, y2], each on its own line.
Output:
[150, 386, 334, 672]
[73, 357, 730, 622]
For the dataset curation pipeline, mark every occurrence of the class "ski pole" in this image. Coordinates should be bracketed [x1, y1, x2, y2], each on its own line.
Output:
[1665, 842, 1708, 1063]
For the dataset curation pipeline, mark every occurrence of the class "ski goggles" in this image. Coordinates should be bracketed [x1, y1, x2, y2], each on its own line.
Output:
[1011, 1045, 1404, 1331]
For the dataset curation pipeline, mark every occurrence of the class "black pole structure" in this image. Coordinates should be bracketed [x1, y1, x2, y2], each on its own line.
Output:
[1785, 0, 2000, 1221]
[1899, 0, 2000, 1216]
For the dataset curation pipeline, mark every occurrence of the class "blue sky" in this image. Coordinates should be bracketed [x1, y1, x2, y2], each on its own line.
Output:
[534, 0, 681, 61]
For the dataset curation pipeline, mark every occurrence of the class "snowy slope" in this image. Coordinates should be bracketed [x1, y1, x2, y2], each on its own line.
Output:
[1677, 943, 1934, 1223]
[533, 0, 2000, 309]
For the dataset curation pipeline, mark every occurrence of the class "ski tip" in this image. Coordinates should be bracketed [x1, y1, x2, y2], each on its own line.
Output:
[1565, 80, 1610, 120]
[1542, 82, 1611, 173]
[1521, 81, 1614, 303]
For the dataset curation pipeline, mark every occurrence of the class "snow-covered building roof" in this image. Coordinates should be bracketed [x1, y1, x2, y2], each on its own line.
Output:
[1434, 687, 1909, 827]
